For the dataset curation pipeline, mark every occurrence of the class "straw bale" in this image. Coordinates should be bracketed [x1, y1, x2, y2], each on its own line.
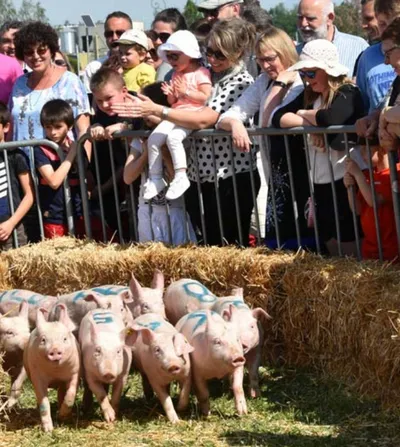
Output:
[2, 237, 400, 408]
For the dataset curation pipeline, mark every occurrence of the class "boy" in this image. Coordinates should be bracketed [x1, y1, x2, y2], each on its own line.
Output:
[0, 102, 34, 249]
[344, 146, 400, 260]
[115, 29, 156, 92]
[34, 99, 83, 239]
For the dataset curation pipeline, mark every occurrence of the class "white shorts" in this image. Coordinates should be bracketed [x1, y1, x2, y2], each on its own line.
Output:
[138, 205, 197, 245]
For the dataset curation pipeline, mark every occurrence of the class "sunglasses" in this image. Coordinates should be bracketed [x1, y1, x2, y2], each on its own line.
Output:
[147, 48, 158, 60]
[104, 29, 125, 39]
[299, 69, 317, 79]
[152, 32, 171, 43]
[54, 59, 67, 67]
[166, 52, 182, 62]
[23, 46, 48, 57]
[205, 47, 226, 61]
[256, 54, 279, 64]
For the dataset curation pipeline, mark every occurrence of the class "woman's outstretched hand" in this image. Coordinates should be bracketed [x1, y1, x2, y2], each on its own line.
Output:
[110, 93, 158, 118]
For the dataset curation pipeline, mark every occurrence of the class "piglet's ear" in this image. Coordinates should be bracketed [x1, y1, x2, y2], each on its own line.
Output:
[19, 300, 30, 320]
[36, 307, 48, 331]
[252, 307, 272, 328]
[151, 269, 164, 291]
[84, 293, 107, 308]
[131, 325, 154, 346]
[57, 303, 76, 332]
[174, 333, 194, 357]
[222, 304, 237, 322]
[229, 287, 244, 299]
[119, 290, 133, 304]
[129, 272, 143, 299]
[123, 326, 138, 346]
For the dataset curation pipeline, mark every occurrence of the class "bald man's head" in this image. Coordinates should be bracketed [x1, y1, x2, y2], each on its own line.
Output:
[297, 0, 335, 42]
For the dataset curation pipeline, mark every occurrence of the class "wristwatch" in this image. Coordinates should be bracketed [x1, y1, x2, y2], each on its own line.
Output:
[273, 80, 288, 88]
[161, 106, 170, 119]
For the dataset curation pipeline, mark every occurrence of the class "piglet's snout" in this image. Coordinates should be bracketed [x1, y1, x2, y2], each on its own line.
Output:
[168, 364, 181, 374]
[47, 347, 63, 362]
[103, 372, 116, 383]
[232, 356, 245, 367]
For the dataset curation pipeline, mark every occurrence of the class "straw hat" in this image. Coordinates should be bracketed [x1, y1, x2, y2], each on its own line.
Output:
[157, 30, 202, 62]
[288, 39, 348, 77]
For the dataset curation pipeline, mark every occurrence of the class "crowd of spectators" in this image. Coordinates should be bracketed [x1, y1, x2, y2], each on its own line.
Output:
[0, 0, 399, 261]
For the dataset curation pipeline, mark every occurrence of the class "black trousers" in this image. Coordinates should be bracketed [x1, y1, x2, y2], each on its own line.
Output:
[185, 170, 261, 247]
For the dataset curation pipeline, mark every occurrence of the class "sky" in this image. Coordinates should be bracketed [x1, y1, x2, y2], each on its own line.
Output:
[14, 0, 298, 27]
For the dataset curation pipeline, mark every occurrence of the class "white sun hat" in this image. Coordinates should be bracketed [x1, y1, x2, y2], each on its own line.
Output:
[197, 0, 243, 8]
[157, 30, 202, 62]
[116, 29, 149, 51]
[288, 39, 349, 77]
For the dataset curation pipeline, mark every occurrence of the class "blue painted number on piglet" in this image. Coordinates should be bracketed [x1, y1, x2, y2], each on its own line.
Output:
[183, 282, 217, 303]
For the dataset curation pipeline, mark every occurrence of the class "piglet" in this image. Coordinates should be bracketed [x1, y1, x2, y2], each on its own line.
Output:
[211, 288, 271, 398]
[176, 310, 247, 416]
[79, 309, 133, 422]
[0, 290, 57, 328]
[163, 279, 217, 325]
[131, 313, 193, 423]
[0, 301, 30, 409]
[23, 305, 81, 432]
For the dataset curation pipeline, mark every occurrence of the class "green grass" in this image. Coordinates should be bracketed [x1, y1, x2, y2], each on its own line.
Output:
[1, 367, 399, 447]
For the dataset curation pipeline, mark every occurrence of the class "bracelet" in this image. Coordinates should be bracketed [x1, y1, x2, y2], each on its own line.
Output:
[273, 80, 288, 88]
[161, 106, 170, 120]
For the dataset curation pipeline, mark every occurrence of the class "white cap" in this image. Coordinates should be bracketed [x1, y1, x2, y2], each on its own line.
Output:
[116, 29, 149, 50]
[157, 30, 202, 62]
[198, 0, 243, 9]
[288, 39, 348, 77]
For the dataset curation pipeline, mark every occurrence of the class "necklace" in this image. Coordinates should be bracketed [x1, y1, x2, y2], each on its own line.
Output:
[27, 65, 56, 110]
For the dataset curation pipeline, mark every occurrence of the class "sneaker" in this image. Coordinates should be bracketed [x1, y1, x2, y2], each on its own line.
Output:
[165, 173, 190, 201]
[143, 178, 167, 200]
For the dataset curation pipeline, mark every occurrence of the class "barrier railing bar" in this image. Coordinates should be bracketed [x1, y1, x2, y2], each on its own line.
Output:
[107, 139, 124, 244]
[248, 143, 261, 245]
[388, 150, 400, 259]
[228, 137, 243, 246]
[181, 191, 191, 244]
[3, 151, 18, 248]
[76, 135, 92, 239]
[92, 140, 107, 242]
[123, 138, 138, 242]
[28, 146, 45, 241]
[165, 202, 173, 245]
[210, 135, 225, 245]
[191, 138, 207, 245]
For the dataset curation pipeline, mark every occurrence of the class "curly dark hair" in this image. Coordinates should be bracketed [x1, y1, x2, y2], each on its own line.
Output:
[14, 21, 59, 61]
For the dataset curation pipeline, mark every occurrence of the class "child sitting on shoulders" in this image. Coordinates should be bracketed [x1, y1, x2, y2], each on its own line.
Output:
[344, 146, 400, 261]
[115, 29, 156, 93]
[34, 99, 84, 239]
[124, 82, 197, 245]
[0, 102, 34, 249]
[143, 30, 212, 201]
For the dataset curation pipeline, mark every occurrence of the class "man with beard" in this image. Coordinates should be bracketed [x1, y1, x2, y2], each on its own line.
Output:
[296, 0, 368, 76]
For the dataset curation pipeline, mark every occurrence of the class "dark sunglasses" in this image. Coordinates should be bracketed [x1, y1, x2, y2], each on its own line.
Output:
[166, 52, 182, 62]
[205, 47, 226, 61]
[23, 46, 48, 57]
[147, 48, 158, 60]
[54, 59, 67, 67]
[299, 69, 317, 79]
[104, 29, 125, 39]
[152, 32, 171, 43]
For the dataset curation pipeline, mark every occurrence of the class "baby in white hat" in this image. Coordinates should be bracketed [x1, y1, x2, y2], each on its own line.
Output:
[143, 30, 212, 201]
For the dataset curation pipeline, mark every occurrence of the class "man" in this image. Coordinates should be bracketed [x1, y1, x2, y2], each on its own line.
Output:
[356, 0, 398, 115]
[361, 0, 380, 44]
[0, 21, 23, 59]
[356, 0, 400, 138]
[197, 0, 244, 22]
[296, 0, 368, 76]
[83, 11, 132, 94]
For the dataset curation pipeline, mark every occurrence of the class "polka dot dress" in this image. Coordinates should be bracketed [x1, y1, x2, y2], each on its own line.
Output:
[188, 68, 255, 183]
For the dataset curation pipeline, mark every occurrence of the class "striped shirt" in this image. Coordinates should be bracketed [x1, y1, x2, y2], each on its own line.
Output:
[297, 27, 369, 78]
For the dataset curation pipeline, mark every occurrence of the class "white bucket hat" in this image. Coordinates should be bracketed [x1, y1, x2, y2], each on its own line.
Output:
[288, 39, 349, 77]
[197, 0, 243, 9]
[116, 29, 149, 51]
[157, 30, 202, 62]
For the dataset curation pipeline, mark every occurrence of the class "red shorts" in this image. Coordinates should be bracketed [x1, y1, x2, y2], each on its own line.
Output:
[44, 217, 114, 242]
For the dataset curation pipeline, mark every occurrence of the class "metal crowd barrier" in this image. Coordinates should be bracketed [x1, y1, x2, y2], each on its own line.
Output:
[1, 126, 400, 263]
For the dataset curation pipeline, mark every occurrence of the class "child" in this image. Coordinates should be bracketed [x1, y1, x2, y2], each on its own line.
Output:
[344, 147, 400, 261]
[115, 29, 156, 93]
[0, 102, 34, 249]
[34, 99, 83, 239]
[143, 30, 212, 201]
[89, 67, 142, 240]
[123, 82, 197, 245]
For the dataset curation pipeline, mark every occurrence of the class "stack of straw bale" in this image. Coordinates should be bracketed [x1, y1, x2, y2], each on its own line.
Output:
[1, 238, 400, 407]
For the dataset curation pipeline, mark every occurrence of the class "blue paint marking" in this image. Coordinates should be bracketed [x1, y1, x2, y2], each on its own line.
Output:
[183, 282, 217, 304]
[136, 321, 161, 331]
[225, 300, 249, 310]
[72, 285, 128, 302]
[0, 290, 45, 305]
[72, 290, 87, 302]
[93, 312, 114, 325]
[187, 311, 217, 334]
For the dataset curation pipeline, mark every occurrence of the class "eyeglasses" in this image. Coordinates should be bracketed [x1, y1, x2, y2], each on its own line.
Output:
[165, 52, 182, 62]
[54, 59, 67, 67]
[383, 46, 400, 60]
[147, 48, 158, 60]
[23, 46, 48, 57]
[299, 69, 317, 79]
[256, 54, 279, 64]
[104, 29, 126, 39]
[205, 47, 226, 61]
[152, 32, 171, 43]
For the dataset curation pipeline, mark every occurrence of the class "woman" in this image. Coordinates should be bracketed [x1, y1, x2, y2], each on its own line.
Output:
[9, 21, 90, 241]
[53, 51, 73, 72]
[275, 39, 365, 256]
[112, 18, 260, 246]
[218, 26, 312, 249]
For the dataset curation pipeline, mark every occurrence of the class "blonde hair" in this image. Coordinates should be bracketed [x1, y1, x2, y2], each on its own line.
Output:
[206, 17, 256, 65]
[304, 74, 354, 108]
[256, 27, 298, 69]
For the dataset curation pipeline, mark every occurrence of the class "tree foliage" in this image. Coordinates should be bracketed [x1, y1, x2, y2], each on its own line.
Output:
[268, 3, 298, 39]
[0, 0, 48, 24]
[334, 0, 364, 37]
[183, 0, 203, 27]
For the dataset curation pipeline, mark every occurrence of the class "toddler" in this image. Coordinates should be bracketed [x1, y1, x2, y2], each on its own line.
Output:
[143, 30, 212, 201]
